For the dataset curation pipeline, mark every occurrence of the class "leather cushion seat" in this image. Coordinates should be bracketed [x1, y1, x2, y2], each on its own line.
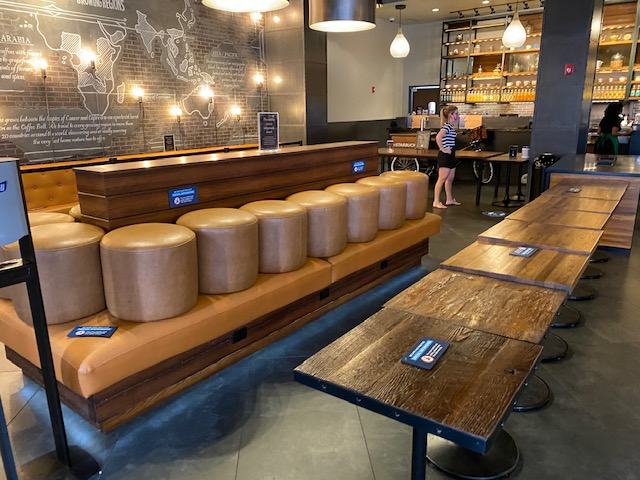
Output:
[381, 171, 429, 219]
[69, 204, 82, 221]
[4, 223, 106, 324]
[286, 191, 348, 258]
[177, 208, 259, 294]
[240, 200, 307, 273]
[28, 212, 74, 226]
[324, 183, 380, 243]
[100, 223, 198, 322]
[356, 176, 407, 230]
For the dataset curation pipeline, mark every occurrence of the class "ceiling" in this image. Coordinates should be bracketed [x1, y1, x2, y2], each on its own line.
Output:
[375, 0, 543, 24]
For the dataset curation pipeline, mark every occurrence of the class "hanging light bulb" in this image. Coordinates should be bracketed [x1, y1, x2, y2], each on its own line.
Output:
[309, 0, 376, 32]
[502, 4, 527, 49]
[202, 0, 288, 13]
[390, 5, 410, 58]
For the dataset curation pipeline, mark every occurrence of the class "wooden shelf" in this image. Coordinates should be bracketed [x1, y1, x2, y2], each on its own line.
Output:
[443, 55, 469, 59]
[506, 48, 540, 54]
[470, 75, 502, 80]
[469, 51, 503, 57]
[503, 71, 538, 76]
[599, 40, 634, 46]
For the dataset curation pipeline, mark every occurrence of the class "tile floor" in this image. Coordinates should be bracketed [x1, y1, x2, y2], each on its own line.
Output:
[1, 180, 639, 480]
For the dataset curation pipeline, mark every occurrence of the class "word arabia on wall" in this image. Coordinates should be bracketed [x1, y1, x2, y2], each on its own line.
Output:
[76, 0, 126, 11]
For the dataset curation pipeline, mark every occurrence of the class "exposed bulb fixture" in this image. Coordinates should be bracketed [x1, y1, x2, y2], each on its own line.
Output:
[171, 106, 182, 122]
[132, 86, 144, 102]
[30, 57, 47, 79]
[309, 0, 376, 32]
[202, 0, 288, 13]
[200, 85, 214, 102]
[230, 105, 242, 117]
[390, 5, 410, 58]
[250, 12, 263, 21]
[80, 49, 96, 69]
[254, 72, 265, 85]
[502, 9, 527, 48]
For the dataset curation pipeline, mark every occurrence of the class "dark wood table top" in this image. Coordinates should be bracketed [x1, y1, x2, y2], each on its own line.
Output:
[478, 218, 603, 255]
[441, 241, 590, 292]
[384, 269, 566, 344]
[529, 193, 619, 214]
[507, 203, 610, 230]
[543, 178, 628, 201]
[487, 153, 530, 163]
[378, 147, 503, 160]
[294, 308, 542, 454]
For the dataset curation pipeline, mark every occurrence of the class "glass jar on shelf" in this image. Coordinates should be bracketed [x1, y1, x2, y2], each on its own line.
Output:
[610, 53, 625, 69]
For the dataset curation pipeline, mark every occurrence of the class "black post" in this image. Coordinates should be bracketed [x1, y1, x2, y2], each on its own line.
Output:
[411, 427, 428, 480]
[0, 399, 18, 480]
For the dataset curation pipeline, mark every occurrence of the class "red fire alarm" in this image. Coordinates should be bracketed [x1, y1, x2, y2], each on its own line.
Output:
[564, 64, 574, 75]
[371, 86, 376, 93]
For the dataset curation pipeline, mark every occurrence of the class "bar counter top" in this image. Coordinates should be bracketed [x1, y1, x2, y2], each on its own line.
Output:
[548, 153, 640, 177]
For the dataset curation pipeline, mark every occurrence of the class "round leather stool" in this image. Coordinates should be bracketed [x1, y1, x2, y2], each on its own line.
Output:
[101, 223, 198, 322]
[286, 191, 348, 258]
[325, 183, 379, 243]
[356, 176, 407, 230]
[177, 208, 259, 294]
[5, 223, 106, 325]
[27, 212, 74, 227]
[240, 200, 307, 273]
[381, 170, 429, 219]
[69, 204, 82, 221]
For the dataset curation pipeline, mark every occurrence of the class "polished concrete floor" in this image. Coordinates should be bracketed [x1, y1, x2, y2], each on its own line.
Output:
[2, 180, 640, 480]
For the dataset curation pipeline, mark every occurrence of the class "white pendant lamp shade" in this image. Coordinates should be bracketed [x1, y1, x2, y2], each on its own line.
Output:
[502, 11, 527, 48]
[390, 28, 410, 58]
[309, 0, 376, 32]
[202, 0, 289, 13]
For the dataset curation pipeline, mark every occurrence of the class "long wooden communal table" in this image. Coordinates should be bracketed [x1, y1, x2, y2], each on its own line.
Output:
[545, 154, 640, 249]
[527, 193, 619, 214]
[294, 308, 542, 480]
[478, 218, 604, 255]
[377, 148, 504, 206]
[506, 203, 611, 231]
[75, 141, 379, 230]
[440, 241, 591, 292]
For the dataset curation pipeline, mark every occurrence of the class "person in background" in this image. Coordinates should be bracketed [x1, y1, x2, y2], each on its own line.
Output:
[433, 105, 461, 209]
[594, 102, 630, 154]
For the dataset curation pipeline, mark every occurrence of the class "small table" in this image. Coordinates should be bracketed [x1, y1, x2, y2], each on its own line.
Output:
[486, 153, 529, 208]
[441, 241, 590, 292]
[294, 308, 542, 480]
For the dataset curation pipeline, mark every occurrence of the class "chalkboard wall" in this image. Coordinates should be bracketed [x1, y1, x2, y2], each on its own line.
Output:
[0, 0, 270, 163]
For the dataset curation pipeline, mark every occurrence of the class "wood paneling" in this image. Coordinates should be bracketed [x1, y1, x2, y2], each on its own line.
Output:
[478, 218, 602, 255]
[294, 308, 542, 455]
[384, 269, 566, 344]
[441, 241, 590, 292]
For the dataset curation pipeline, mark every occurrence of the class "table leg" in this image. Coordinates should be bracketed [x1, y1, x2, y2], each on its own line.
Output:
[513, 163, 526, 202]
[475, 159, 483, 206]
[493, 163, 502, 199]
[411, 427, 428, 480]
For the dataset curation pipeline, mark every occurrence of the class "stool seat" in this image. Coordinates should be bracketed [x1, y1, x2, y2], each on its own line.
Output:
[356, 176, 407, 230]
[101, 223, 198, 322]
[69, 204, 82, 221]
[240, 200, 308, 273]
[177, 208, 259, 294]
[381, 170, 429, 219]
[287, 191, 347, 258]
[5, 223, 105, 324]
[325, 183, 379, 243]
[27, 212, 74, 226]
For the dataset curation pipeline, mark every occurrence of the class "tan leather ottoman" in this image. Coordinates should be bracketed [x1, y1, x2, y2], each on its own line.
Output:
[28, 212, 74, 226]
[4, 223, 106, 324]
[286, 191, 348, 257]
[177, 208, 259, 294]
[381, 170, 429, 219]
[69, 204, 82, 221]
[356, 176, 407, 230]
[240, 200, 307, 273]
[101, 223, 198, 322]
[325, 183, 379, 243]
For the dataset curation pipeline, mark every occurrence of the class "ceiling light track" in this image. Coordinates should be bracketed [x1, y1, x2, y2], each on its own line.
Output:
[451, 0, 543, 19]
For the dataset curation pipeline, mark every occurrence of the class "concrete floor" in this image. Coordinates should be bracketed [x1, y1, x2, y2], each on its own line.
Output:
[1, 180, 639, 480]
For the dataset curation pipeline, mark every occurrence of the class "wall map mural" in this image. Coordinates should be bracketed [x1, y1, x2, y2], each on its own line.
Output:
[0, 0, 268, 162]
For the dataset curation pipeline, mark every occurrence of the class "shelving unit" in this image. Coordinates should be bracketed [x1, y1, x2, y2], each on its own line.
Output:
[440, 11, 543, 105]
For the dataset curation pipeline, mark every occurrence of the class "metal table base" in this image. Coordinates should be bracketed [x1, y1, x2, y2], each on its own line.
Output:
[513, 374, 551, 412]
[551, 304, 582, 328]
[568, 283, 597, 301]
[541, 333, 569, 363]
[581, 266, 603, 280]
[589, 251, 610, 263]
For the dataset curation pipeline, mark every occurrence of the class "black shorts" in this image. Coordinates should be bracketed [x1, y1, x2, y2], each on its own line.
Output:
[437, 150, 459, 169]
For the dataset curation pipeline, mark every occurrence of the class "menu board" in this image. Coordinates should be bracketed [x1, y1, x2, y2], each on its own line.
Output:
[258, 112, 279, 151]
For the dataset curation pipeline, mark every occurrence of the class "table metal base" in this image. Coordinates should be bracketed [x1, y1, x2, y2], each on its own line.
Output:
[513, 374, 551, 412]
[581, 266, 603, 280]
[551, 304, 582, 328]
[490, 199, 522, 209]
[568, 283, 597, 301]
[426, 430, 519, 480]
[541, 333, 569, 363]
[18, 445, 99, 480]
[589, 251, 610, 263]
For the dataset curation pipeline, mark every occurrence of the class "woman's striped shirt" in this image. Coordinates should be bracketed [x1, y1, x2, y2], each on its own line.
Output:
[440, 123, 456, 149]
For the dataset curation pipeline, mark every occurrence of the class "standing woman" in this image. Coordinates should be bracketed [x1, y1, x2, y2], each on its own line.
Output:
[594, 102, 628, 154]
[433, 105, 461, 209]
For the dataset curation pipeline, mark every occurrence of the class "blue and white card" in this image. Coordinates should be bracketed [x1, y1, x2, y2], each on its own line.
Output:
[509, 246, 538, 257]
[401, 337, 450, 370]
[68, 326, 118, 338]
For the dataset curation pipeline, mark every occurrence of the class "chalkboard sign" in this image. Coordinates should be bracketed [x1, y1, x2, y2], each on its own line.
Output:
[164, 134, 175, 151]
[258, 112, 279, 151]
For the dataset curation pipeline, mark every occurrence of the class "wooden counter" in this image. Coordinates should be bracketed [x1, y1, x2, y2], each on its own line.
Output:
[74, 142, 379, 230]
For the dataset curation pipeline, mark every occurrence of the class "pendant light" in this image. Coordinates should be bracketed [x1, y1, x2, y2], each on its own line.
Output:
[389, 4, 410, 58]
[502, 2, 527, 49]
[202, 0, 289, 13]
[309, 0, 376, 33]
